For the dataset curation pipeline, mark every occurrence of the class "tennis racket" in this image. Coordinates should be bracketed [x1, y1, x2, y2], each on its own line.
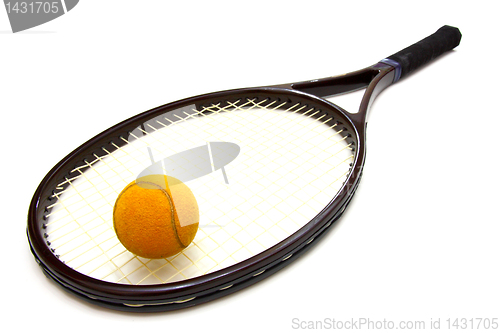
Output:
[27, 25, 461, 312]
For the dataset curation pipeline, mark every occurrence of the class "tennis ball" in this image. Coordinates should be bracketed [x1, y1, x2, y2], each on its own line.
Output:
[113, 175, 199, 259]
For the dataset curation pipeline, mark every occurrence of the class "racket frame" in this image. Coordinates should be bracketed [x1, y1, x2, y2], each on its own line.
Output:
[27, 63, 396, 311]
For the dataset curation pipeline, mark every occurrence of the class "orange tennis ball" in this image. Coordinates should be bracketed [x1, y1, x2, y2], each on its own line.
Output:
[113, 175, 199, 259]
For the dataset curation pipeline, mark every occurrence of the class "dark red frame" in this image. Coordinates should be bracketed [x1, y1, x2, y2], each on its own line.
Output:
[27, 63, 395, 312]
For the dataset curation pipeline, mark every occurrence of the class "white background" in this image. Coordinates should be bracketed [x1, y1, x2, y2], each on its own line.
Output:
[2, 1, 499, 332]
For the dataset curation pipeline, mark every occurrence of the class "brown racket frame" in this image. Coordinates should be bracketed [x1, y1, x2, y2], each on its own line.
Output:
[27, 26, 461, 312]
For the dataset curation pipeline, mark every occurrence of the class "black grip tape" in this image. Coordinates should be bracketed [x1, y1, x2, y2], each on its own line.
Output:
[387, 25, 461, 79]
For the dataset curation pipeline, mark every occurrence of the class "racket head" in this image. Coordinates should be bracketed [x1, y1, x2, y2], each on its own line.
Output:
[27, 86, 367, 311]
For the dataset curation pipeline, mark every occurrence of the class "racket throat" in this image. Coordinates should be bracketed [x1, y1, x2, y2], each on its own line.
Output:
[290, 67, 378, 99]
[285, 64, 396, 126]
[354, 64, 396, 125]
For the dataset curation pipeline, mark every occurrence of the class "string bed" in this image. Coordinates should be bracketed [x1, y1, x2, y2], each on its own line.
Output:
[43, 98, 354, 285]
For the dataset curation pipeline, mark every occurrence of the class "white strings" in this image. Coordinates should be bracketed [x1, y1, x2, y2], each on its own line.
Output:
[44, 98, 354, 285]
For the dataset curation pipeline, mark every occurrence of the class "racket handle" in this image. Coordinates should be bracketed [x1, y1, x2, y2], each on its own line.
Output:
[384, 25, 461, 81]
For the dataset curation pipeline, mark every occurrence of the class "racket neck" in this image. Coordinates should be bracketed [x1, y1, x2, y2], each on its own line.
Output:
[354, 63, 396, 126]
[286, 64, 396, 127]
[290, 67, 378, 98]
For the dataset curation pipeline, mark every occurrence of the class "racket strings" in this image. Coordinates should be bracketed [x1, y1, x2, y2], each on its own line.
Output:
[43, 97, 355, 285]
[50, 110, 350, 282]
[46, 107, 328, 278]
